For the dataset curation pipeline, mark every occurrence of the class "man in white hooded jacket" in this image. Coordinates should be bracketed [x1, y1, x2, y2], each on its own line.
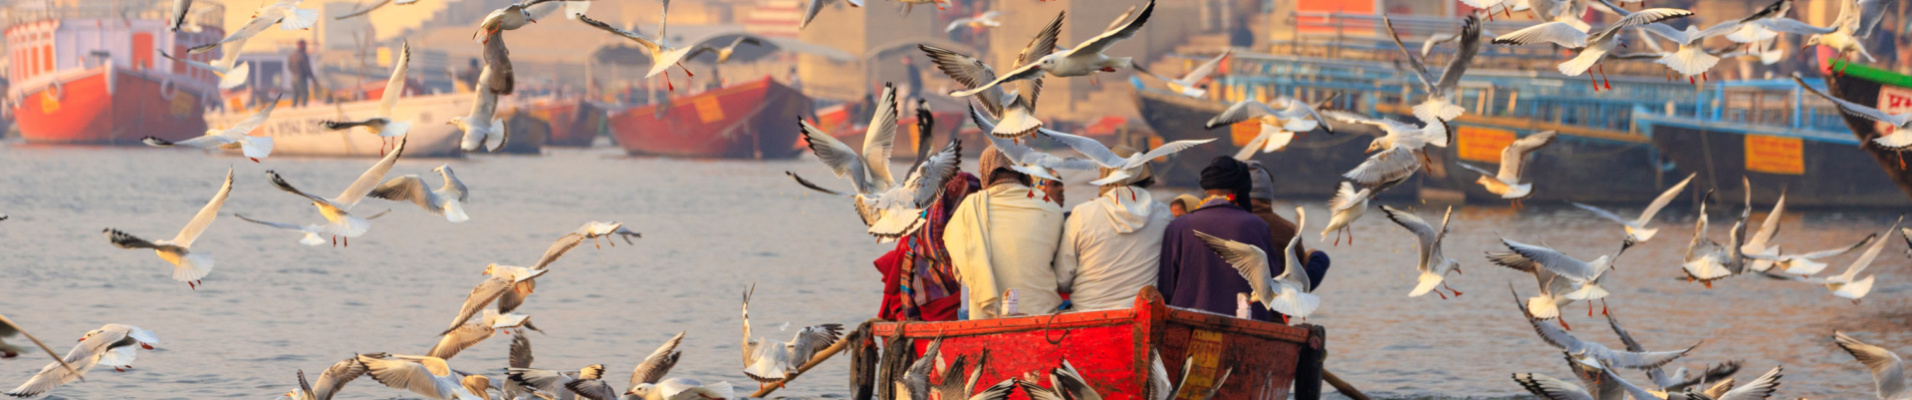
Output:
[1054, 147, 1175, 312]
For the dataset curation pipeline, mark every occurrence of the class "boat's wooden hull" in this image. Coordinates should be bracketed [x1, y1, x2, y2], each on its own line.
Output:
[1639, 112, 1909, 207]
[1825, 60, 1912, 204]
[870, 288, 1314, 400]
[15, 67, 209, 144]
[609, 78, 811, 159]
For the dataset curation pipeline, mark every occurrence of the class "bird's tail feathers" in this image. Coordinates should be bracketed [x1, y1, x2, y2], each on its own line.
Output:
[217, 62, 251, 90]
[1408, 271, 1444, 297]
[442, 199, 470, 223]
[240, 136, 274, 159]
[382, 120, 415, 138]
[172, 252, 214, 282]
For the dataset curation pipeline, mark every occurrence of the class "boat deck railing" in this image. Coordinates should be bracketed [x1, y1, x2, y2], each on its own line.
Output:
[2, 0, 222, 28]
[1181, 49, 1854, 136]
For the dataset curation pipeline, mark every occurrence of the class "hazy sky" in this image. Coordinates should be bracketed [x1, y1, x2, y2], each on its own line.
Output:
[219, 0, 450, 51]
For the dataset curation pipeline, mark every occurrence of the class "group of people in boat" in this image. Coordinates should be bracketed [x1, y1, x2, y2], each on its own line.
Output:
[873, 149, 1333, 322]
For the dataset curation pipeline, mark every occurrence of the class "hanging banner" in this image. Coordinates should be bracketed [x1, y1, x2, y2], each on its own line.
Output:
[1457, 126, 1515, 163]
[1744, 134, 1804, 175]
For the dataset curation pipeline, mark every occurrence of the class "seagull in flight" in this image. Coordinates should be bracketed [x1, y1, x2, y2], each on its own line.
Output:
[1458, 130, 1556, 208]
[1383, 13, 1482, 123]
[920, 12, 1062, 139]
[950, 0, 1154, 98]
[366, 165, 469, 223]
[321, 41, 414, 155]
[1571, 173, 1695, 254]
[1380, 205, 1462, 299]
[579, 9, 698, 91]
[1135, 49, 1230, 98]
[3, 324, 159, 398]
[1204, 95, 1334, 158]
[1194, 207, 1317, 324]
[144, 99, 278, 163]
[102, 168, 232, 289]
[258, 137, 407, 247]
[188, 0, 319, 54]
[1832, 330, 1908, 400]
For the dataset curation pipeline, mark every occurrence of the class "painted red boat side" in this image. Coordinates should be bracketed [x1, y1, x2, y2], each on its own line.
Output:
[872, 288, 1309, 400]
[608, 78, 812, 158]
[14, 68, 208, 144]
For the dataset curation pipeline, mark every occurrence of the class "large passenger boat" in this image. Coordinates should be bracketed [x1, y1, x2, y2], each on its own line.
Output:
[608, 77, 811, 159]
[5, 0, 226, 144]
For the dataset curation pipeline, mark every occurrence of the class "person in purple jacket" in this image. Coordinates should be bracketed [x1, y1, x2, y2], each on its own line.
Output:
[1158, 157, 1330, 322]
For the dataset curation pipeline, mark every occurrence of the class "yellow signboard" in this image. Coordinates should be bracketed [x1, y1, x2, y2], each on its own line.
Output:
[693, 97, 725, 123]
[1177, 330, 1226, 400]
[1457, 126, 1516, 163]
[1745, 135, 1804, 175]
[376, 47, 393, 68]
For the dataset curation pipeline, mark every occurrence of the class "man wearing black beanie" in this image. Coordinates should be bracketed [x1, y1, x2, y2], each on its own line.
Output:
[1157, 157, 1290, 322]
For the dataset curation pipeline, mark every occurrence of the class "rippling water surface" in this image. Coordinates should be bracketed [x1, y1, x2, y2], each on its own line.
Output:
[0, 144, 1906, 399]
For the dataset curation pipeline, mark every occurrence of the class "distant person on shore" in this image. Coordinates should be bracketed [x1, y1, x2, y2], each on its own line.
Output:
[458, 58, 482, 90]
[944, 146, 1066, 319]
[872, 172, 980, 322]
[1244, 161, 1331, 291]
[901, 56, 923, 102]
[287, 39, 316, 107]
[1169, 194, 1201, 217]
[1157, 157, 1286, 321]
[1055, 147, 1174, 312]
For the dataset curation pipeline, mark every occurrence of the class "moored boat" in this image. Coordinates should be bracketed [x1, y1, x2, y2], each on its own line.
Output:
[609, 78, 811, 159]
[1637, 75, 1912, 208]
[865, 288, 1322, 400]
[204, 92, 470, 158]
[6, 0, 228, 144]
[521, 97, 607, 147]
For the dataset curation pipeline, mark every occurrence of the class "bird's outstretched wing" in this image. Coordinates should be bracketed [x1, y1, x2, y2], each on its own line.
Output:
[171, 167, 234, 248]
[630, 331, 685, 386]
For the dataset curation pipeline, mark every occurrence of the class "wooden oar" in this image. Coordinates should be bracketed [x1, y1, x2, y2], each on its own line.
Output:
[0, 313, 82, 381]
[1322, 369, 1368, 400]
[749, 329, 860, 398]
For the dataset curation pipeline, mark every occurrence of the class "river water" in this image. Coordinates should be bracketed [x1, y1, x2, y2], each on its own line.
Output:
[0, 144, 1904, 399]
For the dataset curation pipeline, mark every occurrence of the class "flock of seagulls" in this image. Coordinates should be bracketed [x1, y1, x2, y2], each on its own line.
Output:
[780, 0, 1910, 397]
[5, 0, 1906, 398]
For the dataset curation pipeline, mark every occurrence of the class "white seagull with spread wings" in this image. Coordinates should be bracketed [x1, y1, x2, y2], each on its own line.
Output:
[102, 168, 232, 289]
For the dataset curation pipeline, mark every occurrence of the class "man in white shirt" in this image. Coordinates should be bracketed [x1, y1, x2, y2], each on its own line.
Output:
[1054, 147, 1174, 312]
[945, 146, 1066, 319]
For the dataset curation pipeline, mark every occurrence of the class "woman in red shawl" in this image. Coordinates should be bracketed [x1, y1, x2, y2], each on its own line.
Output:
[874, 172, 980, 321]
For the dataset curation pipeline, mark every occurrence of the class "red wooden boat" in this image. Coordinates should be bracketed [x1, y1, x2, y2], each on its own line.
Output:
[608, 78, 811, 159]
[6, 1, 227, 144]
[869, 288, 1319, 400]
[524, 98, 607, 147]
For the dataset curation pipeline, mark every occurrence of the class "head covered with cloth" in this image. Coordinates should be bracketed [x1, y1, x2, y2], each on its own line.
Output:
[942, 145, 1065, 319]
[1156, 156, 1288, 321]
